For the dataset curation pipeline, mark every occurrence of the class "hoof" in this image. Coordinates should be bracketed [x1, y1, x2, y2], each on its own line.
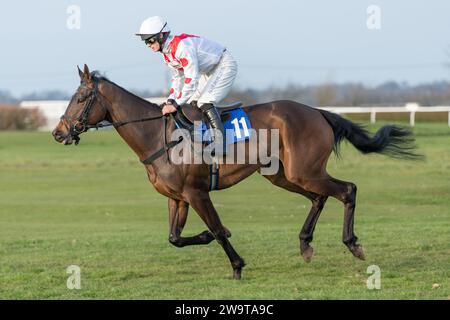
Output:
[349, 244, 365, 260]
[301, 246, 314, 263]
[223, 226, 232, 238]
[233, 268, 242, 280]
[232, 259, 245, 280]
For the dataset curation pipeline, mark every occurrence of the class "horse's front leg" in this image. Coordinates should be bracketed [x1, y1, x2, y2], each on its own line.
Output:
[186, 191, 245, 280]
[168, 197, 217, 247]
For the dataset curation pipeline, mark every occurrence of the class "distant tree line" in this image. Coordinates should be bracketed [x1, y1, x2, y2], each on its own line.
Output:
[223, 81, 450, 107]
[1, 80, 450, 107]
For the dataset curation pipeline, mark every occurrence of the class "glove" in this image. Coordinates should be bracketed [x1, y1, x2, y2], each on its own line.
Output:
[162, 99, 179, 115]
[167, 99, 179, 110]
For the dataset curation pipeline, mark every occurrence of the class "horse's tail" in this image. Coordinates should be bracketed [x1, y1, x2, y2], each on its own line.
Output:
[317, 109, 423, 160]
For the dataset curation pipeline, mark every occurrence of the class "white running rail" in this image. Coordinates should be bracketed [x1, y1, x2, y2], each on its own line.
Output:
[317, 103, 450, 126]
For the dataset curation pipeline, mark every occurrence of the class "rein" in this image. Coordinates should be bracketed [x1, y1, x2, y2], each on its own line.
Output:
[85, 114, 165, 130]
[62, 82, 165, 144]
[62, 80, 181, 164]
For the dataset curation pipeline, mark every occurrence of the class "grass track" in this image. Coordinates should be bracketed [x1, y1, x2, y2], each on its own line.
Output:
[0, 122, 449, 299]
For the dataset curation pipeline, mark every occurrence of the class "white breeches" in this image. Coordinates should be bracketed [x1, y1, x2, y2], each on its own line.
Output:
[189, 50, 238, 108]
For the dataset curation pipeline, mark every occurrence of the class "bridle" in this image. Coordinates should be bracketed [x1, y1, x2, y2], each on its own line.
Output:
[59, 78, 182, 164]
[60, 80, 103, 145]
[60, 79, 165, 145]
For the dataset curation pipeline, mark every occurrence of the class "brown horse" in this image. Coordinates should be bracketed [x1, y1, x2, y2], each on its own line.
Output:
[52, 65, 421, 279]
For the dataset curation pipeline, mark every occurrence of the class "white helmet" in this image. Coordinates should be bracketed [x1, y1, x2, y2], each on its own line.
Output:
[135, 16, 170, 41]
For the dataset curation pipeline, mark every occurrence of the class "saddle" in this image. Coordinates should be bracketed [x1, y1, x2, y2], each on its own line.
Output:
[168, 101, 249, 192]
[174, 102, 243, 130]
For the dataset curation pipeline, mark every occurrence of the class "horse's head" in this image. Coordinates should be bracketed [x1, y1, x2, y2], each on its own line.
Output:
[52, 64, 108, 145]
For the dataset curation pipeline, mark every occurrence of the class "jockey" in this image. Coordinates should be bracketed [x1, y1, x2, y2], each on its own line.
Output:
[136, 16, 238, 155]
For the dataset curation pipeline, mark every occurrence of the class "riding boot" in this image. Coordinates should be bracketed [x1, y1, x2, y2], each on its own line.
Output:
[200, 103, 227, 155]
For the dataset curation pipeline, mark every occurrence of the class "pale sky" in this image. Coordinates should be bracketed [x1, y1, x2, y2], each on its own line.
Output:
[1, 0, 449, 96]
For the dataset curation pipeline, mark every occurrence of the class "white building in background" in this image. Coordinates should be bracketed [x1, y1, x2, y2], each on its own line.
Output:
[19, 97, 166, 131]
[20, 100, 69, 131]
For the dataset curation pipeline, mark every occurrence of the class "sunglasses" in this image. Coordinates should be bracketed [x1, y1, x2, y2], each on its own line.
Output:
[145, 36, 158, 45]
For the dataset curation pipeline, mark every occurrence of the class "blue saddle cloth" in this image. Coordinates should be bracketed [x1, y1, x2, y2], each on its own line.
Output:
[194, 108, 252, 144]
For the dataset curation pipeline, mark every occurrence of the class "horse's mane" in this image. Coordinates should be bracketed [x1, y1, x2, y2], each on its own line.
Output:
[90, 71, 160, 108]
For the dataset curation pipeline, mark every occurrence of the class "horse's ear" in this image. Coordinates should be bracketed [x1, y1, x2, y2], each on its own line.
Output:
[83, 64, 92, 81]
[77, 65, 84, 79]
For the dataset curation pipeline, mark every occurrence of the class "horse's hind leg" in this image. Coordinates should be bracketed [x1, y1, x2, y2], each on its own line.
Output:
[167, 198, 231, 247]
[288, 174, 365, 260]
[299, 194, 328, 262]
[262, 168, 328, 262]
[329, 177, 365, 260]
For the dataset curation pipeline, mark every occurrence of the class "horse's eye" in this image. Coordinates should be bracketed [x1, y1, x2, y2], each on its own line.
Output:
[77, 94, 87, 103]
